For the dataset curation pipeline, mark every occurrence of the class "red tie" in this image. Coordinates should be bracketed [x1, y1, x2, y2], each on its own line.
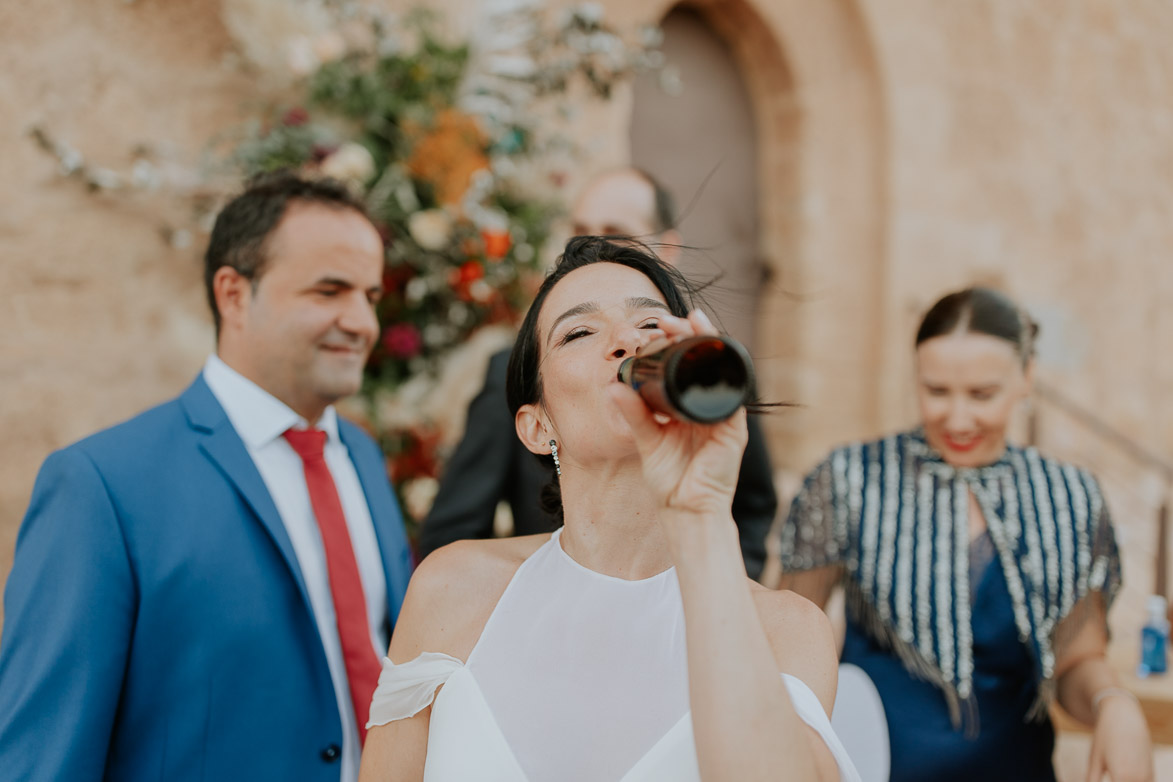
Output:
[284, 428, 381, 743]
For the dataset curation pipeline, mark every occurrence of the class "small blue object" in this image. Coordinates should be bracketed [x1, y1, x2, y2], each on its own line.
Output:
[1138, 594, 1169, 677]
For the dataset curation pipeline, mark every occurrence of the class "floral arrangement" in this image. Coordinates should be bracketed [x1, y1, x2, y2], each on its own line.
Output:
[28, 0, 662, 530]
[223, 0, 663, 527]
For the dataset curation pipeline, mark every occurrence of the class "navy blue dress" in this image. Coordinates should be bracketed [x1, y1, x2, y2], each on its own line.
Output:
[841, 533, 1057, 782]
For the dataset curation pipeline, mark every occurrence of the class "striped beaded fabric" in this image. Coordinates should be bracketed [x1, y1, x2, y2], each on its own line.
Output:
[780, 429, 1122, 732]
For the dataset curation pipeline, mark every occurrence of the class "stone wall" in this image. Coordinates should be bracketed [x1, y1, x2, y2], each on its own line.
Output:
[858, 0, 1173, 680]
[0, 0, 638, 587]
[0, 1, 254, 580]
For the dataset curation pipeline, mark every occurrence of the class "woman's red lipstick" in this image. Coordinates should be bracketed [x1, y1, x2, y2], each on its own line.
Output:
[942, 435, 981, 452]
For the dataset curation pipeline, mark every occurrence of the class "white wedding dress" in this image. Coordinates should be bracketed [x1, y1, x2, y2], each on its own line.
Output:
[368, 529, 859, 781]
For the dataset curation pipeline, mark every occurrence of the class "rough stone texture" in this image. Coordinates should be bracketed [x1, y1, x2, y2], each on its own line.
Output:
[1, 0, 1171, 770]
[0, 0, 258, 583]
[858, 1, 1173, 743]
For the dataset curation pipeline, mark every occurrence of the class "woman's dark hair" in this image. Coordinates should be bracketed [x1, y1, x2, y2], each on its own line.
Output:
[505, 235, 697, 523]
[915, 286, 1039, 366]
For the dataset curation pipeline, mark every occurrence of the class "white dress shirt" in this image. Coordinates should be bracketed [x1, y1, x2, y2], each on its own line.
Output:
[203, 355, 388, 782]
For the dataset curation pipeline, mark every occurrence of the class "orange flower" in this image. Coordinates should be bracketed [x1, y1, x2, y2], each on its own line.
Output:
[406, 110, 489, 207]
[481, 229, 511, 261]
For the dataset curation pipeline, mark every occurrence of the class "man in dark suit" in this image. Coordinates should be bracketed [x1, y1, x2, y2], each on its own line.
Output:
[0, 174, 413, 782]
[418, 168, 777, 578]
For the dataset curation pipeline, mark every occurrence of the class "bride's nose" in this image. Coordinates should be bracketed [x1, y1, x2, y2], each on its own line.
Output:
[609, 324, 649, 360]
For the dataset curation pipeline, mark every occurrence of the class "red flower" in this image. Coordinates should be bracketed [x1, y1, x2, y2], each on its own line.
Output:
[448, 260, 483, 286]
[381, 323, 423, 359]
[481, 229, 511, 261]
[382, 265, 413, 294]
[311, 143, 337, 163]
[388, 428, 441, 482]
[447, 260, 486, 301]
[375, 221, 394, 248]
[458, 260, 484, 283]
[282, 107, 310, 127]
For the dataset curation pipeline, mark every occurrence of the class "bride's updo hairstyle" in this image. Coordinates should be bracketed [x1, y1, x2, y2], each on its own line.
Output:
[915, 286, 1039, 367]
[506, 235, 697, 524]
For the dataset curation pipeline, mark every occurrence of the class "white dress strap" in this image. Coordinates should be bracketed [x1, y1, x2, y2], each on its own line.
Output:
[781, 673, 862, 782]
[366, 652, 465, 728]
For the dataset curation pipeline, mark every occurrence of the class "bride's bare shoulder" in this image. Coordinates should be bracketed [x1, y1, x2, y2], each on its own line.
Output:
[387, 534, 552, 663]
[750, 584, 838, 716]
[416, 535, 548, 597]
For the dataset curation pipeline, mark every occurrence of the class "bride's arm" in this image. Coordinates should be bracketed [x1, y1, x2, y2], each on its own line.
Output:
[359, 707, 430, 782]
[359, 540, 525, 782]
[359, 553, 449, 782]
[609, 310, 840, 782]
[668, 509, 840, 782]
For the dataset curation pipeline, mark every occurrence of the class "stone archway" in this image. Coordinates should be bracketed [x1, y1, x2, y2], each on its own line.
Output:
[630, 6, 765, 354]
[629, 0, 887, 471]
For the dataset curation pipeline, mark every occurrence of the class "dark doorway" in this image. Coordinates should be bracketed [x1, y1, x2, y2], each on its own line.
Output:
[630, 5, 763, 351]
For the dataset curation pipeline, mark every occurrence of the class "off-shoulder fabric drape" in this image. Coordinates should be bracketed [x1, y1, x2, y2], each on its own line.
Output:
[370, 529, 860, 781]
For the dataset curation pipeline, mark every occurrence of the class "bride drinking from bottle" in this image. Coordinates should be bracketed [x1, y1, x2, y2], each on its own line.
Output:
[359, 236, 858, 781]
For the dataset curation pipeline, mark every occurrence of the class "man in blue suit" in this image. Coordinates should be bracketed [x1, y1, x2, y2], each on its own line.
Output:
[0, 173, 414, 781]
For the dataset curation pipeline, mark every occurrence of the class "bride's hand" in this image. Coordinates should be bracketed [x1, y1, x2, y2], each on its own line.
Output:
[607, 310, 749, 519]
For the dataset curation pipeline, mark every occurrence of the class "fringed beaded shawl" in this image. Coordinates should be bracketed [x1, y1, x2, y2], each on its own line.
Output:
[779, 429, 1122, 729]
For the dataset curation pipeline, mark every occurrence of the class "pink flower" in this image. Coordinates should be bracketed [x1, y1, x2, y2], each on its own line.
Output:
[311, 143, 337, 163]
[382, 324, 423, 359]
[282, 107, 310, 127]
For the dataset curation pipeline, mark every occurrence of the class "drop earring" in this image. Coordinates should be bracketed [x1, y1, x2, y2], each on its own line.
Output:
[549, 439, 561, 477]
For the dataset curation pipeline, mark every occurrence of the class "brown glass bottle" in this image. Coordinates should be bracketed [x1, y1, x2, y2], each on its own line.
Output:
[616, 335, 755, 424]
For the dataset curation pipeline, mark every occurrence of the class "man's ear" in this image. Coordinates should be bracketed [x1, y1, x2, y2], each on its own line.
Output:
[213, 267, 252, 333]
[515, 403, 553, 457]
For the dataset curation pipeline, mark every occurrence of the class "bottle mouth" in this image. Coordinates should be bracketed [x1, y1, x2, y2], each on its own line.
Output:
[617, 356, 635, 385]
[666, 337, 752, 423]
[616, 336, 755, 423]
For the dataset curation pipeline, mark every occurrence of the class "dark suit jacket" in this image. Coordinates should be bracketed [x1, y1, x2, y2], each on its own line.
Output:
[0, 376, 414, 782]
[419, 348, 776, 579]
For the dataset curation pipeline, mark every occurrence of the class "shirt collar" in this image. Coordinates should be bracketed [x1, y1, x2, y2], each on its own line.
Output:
[202, 355, 340, 449]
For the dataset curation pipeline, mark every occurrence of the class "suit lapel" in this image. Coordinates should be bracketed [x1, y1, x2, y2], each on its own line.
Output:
[180, 377, 316, 618]
[338, 421, 412, 623]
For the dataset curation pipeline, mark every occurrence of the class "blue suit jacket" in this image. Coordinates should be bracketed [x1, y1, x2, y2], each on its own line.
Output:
[0, 376, 414, 781]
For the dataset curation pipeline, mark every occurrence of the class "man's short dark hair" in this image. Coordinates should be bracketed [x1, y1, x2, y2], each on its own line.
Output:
[203, 171, 374, 336]
[631, 168, 677, 234]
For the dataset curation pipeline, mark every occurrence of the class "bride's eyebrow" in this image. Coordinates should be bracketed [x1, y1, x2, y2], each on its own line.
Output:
[626, 296, 669, 313]
[546, 301, 601, 346]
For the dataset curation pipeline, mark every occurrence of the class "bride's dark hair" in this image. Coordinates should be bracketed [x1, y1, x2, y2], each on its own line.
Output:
[505, 235, 697, 525]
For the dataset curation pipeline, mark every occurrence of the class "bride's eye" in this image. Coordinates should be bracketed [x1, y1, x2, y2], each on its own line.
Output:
[559, 327, 592, 345]
[639, 320, 661, 330]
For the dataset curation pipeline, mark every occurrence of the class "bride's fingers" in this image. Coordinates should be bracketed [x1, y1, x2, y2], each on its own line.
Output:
[714, 407, 749, 446]
[636, 311, 721, 358]
[649, 313, 697, 340]
[688, 309, 719, 336]
[638, 335, 675, 356]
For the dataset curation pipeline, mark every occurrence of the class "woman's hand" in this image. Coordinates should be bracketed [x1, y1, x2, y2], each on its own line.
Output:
[1053, 607, 1153, 782]
[607, 309, 748, 519]
[1087, 692, 1153, 782]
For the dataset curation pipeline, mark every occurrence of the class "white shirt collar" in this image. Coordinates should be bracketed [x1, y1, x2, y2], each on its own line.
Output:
[202, 354, 340, 449]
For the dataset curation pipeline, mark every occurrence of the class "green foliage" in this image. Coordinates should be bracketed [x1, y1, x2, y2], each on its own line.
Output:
[225, 5, 660, 524]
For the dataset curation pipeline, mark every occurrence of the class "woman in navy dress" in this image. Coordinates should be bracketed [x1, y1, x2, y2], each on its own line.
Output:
[779, 288, 1152, 781]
